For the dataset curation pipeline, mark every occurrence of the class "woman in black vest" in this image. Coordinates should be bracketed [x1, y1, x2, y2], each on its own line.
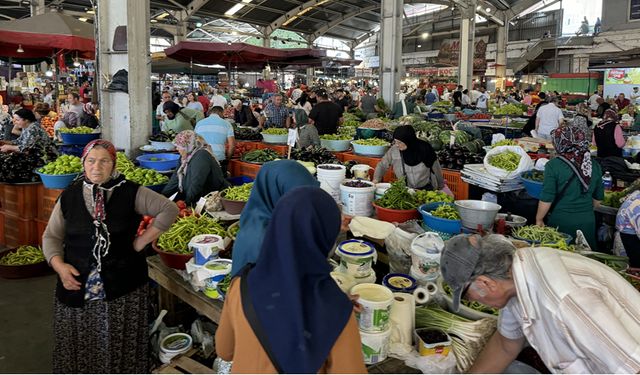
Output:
[593, 109, 625, 158]
[42, 140, 179, 373]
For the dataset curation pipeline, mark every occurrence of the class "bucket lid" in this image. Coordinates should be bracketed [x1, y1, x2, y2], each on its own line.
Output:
[160, 333, 193, 352]
[410, 232, 444, 257]
[189, 234, 222, 245]
[203, 258, 232, 272]
[382, 273, 417, 292]
[337, 239, 376, 258]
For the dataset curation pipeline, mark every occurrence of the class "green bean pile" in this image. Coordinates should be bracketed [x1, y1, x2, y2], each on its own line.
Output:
[157, 215, 226, 254]
[0, 246, 45, 265]
[262, 128, 288, 135]
[241, 149, 280, 163]
[222, 183, 253, 202]
[375, 178, 418, 210]
[512, 225, 567, 243]
[353, 138, 389, 146]
[488, 150, 521, 172]
[431, 205, 461, 220]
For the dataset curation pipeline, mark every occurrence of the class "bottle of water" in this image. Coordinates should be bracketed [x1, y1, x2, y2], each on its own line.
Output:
[602, 171, 613, 191]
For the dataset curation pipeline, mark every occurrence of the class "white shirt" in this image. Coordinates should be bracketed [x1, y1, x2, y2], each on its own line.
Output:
[536, 103, 563, 137]
[351, 90, 360, 102]
[461, 94, 471, 106]
[588, 94, 601, 110]
[631, 90, 640, 105]
[476, 92, 490, 109]
[499, 248, 640, 373]
[470, 89, 482, 103]
[211, 94, 227, 108]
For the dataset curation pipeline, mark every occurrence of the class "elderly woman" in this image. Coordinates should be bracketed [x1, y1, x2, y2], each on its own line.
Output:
[216, 187, 366, 373]
[293, 109, 320, 149]
[374, 125, 444, 190]
[573, 102, 592, 129]
[0, 109, 56, 154]
[80, 102, 100, 129]
[536, 126, 604, 249]
[162, 130, 229, 205]
[54, 111, 80, 141]
[42, 140, 179, 373]
[162, 101, 203, 133]
[593, 109, 625, 158]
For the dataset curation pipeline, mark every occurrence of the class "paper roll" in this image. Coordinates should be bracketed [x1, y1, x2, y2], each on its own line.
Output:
[425, 282, 438, 296]
[413, 287, 431, 305]
[389, 292, 415, 346]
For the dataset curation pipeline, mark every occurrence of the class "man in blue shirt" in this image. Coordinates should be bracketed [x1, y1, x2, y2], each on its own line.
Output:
[260, 94, 289, 128]
[195, 106, 235, 173]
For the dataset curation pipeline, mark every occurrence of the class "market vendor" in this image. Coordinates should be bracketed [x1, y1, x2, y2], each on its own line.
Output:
[0, 109, 56, 154]
[626, 105, 640, 131]
[293, 109, 320, 149]
[373, 125, 445, 190]
[0, 106, 16, 142]
[232, 99, 258, 127]
[535, 126, 604, 249]
[616, 182, 640, 268]
[42, 140, 179, 373]
[162, 130, 229, 206]
[162, 101, 203, 133]
[440, 234, 640, 373]
[593, 109, 625, 158]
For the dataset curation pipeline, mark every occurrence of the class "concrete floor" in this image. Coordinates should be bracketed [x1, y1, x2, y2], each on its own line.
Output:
[0, 272, 56, 373]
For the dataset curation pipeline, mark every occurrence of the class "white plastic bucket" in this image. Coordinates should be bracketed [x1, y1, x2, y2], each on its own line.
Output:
[360, 328, 391, 365]
[374, 183, 392, 200]
[317, 164, 346, 202]
[336, 239, 377, 278]
[351, 283, 394, 333]
[202, 259, 232, 299]
[351, 164, 373, 179]
[330, 271, 357, 294]
[353, 272, 377, 285]
[410, 232, 444, 282]
[340, 180, 376, 216]
[159, 333, 193, 364]
[189, 234, 224, 265]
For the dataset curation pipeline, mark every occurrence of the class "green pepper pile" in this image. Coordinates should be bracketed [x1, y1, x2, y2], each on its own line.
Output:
[222, 183, 253, 202]
[492, 139, 518, 147]
[375, 178, 418, 210]
[241, 149, 280, 163]
[320, 133, 352, 141]
[414, 190, 454, 204]
[353, 138, 389, 146]
[59, 126, 95, 134]
[39, 155, 82, 175]
[512, 225, 567, 243]
[488, 150, 521, 172]
[0, 246, 45, 265]
[431, 204, 461, 220]
[116, 152, 168, 186]
[157, 215, 226, 254]
[262, 128, 288, 135]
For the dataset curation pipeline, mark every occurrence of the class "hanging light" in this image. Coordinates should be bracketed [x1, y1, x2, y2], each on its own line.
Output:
[45, 70, 54, 77]
[16, 44, 24, 53]
[227, 41, 232, 46]
[73, 52, 81, 67]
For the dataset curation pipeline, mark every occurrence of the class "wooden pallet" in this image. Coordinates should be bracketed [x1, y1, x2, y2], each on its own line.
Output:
[154, 348, 215, 374]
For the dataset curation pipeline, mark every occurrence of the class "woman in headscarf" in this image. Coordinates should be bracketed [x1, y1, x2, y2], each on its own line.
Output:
[536, 126, 605, 248]
[572, 102, 592, 129]
[42, 139, 179, 373]
[293, 108, 320, 149]
[0, 108, 56, 154]
[230, 159, 318, 277]
[216, 186, 367, 373]
[162, 101, 203, 133]
[162, 130, 229, 205]
[54, 111, 79, 141]
[593, 108, 625, 158]
[373, 125, 445, 190]
[80, 102, 100, 129]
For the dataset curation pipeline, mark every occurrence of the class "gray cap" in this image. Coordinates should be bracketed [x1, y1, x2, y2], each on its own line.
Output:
[440, 234, 481, 312]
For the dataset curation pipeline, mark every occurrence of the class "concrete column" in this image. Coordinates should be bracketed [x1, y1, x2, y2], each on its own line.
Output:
[495, 14, 508, 91]
[174, 20, 188, 43]
[262, 33, 271, 48]
[458, 0, 477, 90]
[379, 0, 403, 108]
[306, 67, 315, 85]
[571, 54, 590, 73]
[96, 0, 151, 155]
[30, 0, 46, 16]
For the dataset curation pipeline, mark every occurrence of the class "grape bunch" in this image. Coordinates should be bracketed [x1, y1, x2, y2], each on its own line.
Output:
[39, 155, 82, 175]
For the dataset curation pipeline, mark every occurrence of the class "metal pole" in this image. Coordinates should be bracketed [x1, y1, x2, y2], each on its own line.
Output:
[190, 57, 194, 91]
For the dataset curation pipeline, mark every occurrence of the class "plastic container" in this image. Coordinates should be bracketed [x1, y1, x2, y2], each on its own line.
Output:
[188, 234, 224, 265]
[360, 328, 391, 365]
[320, 139, 351, 152]
[330, 271, 357, 294]
[159, 333, 193, 364]
[340, 180, 376, 216]
[136, 153, 181, 171]
[149, 140, 176, 151]
[35, 171, 79, 189]
[521, 174, 543, 199]
[351, 283, 394, 332]
[60, 132, 101, 145]
[414, 328, 451, 357]
[152, 240, 193, 270]
[336, 239, 377, 278]
[0, 248, 50, 279]
[356, 128, 386, 140]
[409, 232, 444, 282]
[418, 203, 462, 234]
[317, 164, 346, 203]
[374, 183, 391, 200]
[202, 259, 232, 299]
[602, 171, 613, 191]
[351, 141, 390, 157]
[382, 273, 417, 294]
[373, 203, 420, 223]
[454, 200, 501, 231]
[351, 164, 373, 179]
[58, 144, 85, 157]
[220, 196, 247, 215]
[261, 133, 288, 144]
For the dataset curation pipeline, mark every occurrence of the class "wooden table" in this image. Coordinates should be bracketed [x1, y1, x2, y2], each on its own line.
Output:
[147, 255, 224, 324]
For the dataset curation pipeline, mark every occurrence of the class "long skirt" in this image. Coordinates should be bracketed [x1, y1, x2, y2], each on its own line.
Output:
[52, 284, 150, 374]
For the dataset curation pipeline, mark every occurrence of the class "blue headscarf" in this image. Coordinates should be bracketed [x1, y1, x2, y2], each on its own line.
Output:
[231, 159, 319, 276]
[246, 186, 352, 373]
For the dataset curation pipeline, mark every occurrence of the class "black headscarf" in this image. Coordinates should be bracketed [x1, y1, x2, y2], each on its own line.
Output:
[393, 125, 437, 168]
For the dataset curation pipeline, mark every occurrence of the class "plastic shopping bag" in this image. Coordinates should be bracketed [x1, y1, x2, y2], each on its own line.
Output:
[483, 145, 534, 179]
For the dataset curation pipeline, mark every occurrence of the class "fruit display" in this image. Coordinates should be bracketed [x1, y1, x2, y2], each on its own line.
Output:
[431, 204, 461, 220]
[38, 155, 82, 175]
[222, 183, 253, 202]
[261, 128, 288, 135]
[149, 130, 176, 142]
[353, 138, 389, 146]
[437, 144, 486, 170]
[455, 112, 492, 121]
[0, 246, 45, 265]
[58, 126, 95, 134]
[488, 150, 521, 172]
[291, 146, 339, 165]
[40, 116, 57, 138]
[241, 149, 280, 164]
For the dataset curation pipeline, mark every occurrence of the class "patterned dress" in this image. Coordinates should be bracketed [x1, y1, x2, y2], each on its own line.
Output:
[15, 122, 56, 153]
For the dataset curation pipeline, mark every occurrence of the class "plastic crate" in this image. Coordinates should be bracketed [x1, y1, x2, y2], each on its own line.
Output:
[0, 183, 41, 219]
[256, 142, 288, 155]
[233, 141, 262, 159]
[37, 186, 64, 221]
[228, 160, 262, 179]
[0, 210, 38, 247]
[442, 169, 469, 200]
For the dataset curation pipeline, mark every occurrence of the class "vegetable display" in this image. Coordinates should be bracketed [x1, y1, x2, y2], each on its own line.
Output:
[511, 225, 567, 243]
[375, 178, 418, 210]
[234, 127, 262, 141]
[222, 183, 253, 202]
[320, 133, 352, 141]
[488, 150, 521, 172]
[492, 139, 517, 147]
[431, 204, 461, 220]
[0, 246, 45, 265]
[157, 215, 226, 254]
[414, 190, 454, 204]
[228, 224, 240, 239]
[342, 120, 361, 128]
[437, 144, 486, 170]
[583, 252, 629, 272]
[39, 155, 82, 175]
[218, 273, 232, 296]
[291, 146, 339, 165]
[116, 152, 169, 186]
[58, 126, 95, 134]
[342, 112, 362, 124]
[522, 170, 544, 182]
[343, 180, 373, 188]
[149, 130, 176, 142]
[40, 116, 56, 138]
[261, 128, 288, 135]
[493, 103, 527, 116]
[353, 138, 389, 146]
[241, 149, 280, 164]
[603, 191, 626, 209]
[0, 149, 56, 183]
[359, 118, 386, 130]
[442, 283, 499, 316]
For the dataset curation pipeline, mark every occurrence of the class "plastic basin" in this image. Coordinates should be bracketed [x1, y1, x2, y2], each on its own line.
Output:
[261, 133, 288, 144]
[145, 183, 167, 193]
[454, 200, 501, 231]
[418, 203, 462, 234]
[136, 153, 181, 171]
[351, 141, 389, 157]
[58, 144, 85, 157]
[36, 171, 79, 189]
[60, 132, 101, 145]
[320, 139, 351, 152]
[373, 203, 420, 223]
[152, 240, 192, 270]
[0, 248, 52, 279]
[220, 197, 247, 215]
[520, 173, 543, 199]
[150, 140, 176, 151]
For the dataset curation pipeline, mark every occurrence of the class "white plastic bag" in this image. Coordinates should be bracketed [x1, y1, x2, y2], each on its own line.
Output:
[483, 145, 534, 179]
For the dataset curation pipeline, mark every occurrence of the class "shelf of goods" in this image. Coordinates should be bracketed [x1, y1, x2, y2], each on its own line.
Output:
[333, 152, 396, 182]
[0, 183, 42, 247]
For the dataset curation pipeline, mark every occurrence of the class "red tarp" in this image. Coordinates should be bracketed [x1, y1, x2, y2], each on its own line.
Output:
[0, 12, 95, 59]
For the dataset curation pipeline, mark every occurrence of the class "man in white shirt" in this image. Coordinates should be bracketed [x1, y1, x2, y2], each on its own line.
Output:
[441, 234, 640, 374]
[588, 90, 601, 111]
[156, 91, 172, 128]
[631, 87, 640, 105]
[475, 87, 490, 111]
[470, 87, 482, 104]
[535, 96, 563, 139]
[210, 89, 228, 109]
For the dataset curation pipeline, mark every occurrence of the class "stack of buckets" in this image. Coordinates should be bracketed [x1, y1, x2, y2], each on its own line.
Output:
[335, 239, 377, 285]
[317, 164, 377, 217]
[350, 283, 394, 365]
[317, 164, 346, 203]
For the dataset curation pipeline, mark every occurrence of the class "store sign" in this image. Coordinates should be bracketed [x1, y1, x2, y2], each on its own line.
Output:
[407, 67, 459, 77]
[437, 36, 489, 72]
[605, 68, 640, 84]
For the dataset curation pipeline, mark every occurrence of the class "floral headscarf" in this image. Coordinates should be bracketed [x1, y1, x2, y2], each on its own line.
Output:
[83, 102, 95, 116]
[173, 130, 211, 191]
[552, 126, 592, 192]
[599, 109, 619, 128]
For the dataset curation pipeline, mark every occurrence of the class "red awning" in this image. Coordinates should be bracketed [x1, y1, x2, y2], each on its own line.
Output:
[0, 12, 95, 59]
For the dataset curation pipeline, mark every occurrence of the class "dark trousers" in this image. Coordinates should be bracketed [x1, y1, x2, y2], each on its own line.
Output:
[620, 232, 640, 268]
[220, 159, 228, 176]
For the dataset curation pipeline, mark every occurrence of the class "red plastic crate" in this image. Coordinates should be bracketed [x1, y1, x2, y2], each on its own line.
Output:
[442, 168, 469, 200]
[228, 160, 262, 179]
